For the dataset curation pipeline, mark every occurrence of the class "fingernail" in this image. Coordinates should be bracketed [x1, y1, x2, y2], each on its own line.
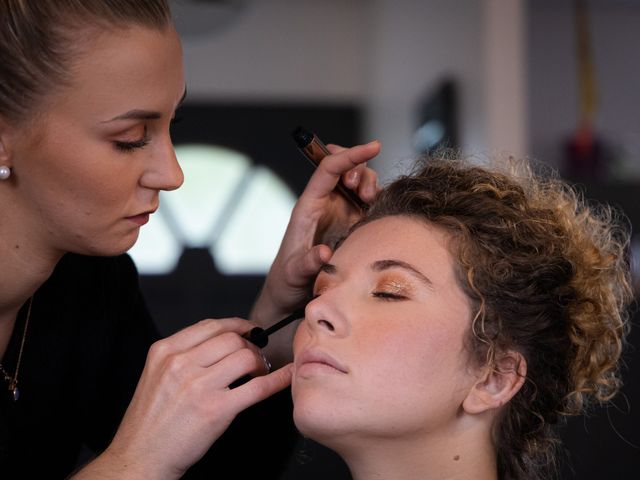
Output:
[348, 169, 360, 185]
[260, 352, 272, 372]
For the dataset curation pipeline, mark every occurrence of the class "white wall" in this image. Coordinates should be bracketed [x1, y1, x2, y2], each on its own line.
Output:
[483, 0, 528, 159]
[175, 0, 528, 183]
[178, 0, 368, 101]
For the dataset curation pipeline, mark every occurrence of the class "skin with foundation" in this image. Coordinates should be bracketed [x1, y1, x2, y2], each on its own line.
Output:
[292, 216, 523, 480]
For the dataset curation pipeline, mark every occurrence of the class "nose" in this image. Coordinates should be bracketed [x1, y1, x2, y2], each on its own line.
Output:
[303, 292, 348, 337]
[140, 136, 184, 191]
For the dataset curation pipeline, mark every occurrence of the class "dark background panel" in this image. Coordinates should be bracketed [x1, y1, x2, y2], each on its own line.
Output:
[140, 102, 361, 335]
[171, 102, 363, 197]
[558, 182, 640, 479]
[137, 102, 361, 480]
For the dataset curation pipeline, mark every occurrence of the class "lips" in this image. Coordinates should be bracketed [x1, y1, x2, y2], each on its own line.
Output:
[126, 213, 149, 226]
[296, 349, 348, 375]
[125, 207, 157, 225]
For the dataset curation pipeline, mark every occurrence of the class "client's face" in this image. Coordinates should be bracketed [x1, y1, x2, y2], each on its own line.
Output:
[292, 215, 477, 448]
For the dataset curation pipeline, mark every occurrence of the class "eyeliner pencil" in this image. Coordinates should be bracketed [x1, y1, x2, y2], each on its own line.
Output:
[292, 126, 369, 212]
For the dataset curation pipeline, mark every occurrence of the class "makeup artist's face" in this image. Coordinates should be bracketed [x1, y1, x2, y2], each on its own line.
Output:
[7, 25, 185, 256]
[292, 216, 477, 447]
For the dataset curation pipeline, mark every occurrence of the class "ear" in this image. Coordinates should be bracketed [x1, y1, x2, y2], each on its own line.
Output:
[462, 350, 527, 415]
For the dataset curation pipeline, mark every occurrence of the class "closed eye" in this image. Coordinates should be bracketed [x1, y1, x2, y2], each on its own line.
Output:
[114, 137, 149, 152]
[372, 291, 407, 301]
[113, 124, 149, 152]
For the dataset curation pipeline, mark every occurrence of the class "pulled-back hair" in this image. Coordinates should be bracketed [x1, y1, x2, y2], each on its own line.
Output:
[0, 0, 172, 122]
[358, 153, 633, 480]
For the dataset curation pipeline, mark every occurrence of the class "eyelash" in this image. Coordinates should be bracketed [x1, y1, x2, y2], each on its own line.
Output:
[114, 138, 150, 152]
[372, 291, 407, 301]
[114, 125, 150, 153]
[113, 114, 183, 153]
[311, 291, 406, 301]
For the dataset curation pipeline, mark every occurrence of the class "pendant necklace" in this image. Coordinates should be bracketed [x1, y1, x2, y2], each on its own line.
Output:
[0, 296, 33, 401]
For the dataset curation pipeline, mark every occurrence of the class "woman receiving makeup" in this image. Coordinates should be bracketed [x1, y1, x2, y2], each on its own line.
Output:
[0, 1, 379, 478]
[292, 155, 632, 480]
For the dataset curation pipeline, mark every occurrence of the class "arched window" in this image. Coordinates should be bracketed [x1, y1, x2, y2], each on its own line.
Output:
[128, 144, 296, 275]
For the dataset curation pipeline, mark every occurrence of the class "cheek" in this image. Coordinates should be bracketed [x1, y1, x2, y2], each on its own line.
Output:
[39, 141, 134, 208]
[357, 320, 470, 396]
[357, 326, 429, 378]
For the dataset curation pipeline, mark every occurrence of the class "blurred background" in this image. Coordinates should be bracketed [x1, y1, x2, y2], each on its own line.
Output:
[128, 0, 640, 478]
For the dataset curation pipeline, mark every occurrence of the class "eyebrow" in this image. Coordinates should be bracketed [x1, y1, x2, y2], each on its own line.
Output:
[372, 259, 434, 288]
[103, 87, 188, 123]
[319, 259, 434, 288]
[319, 263, 337, 275]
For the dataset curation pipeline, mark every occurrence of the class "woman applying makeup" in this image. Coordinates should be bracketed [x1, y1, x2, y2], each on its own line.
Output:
[292, 155, 631, 480]
[0, 1, 379, 478]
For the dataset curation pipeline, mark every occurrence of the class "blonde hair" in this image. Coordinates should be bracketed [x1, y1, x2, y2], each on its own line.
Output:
[0, 0, 171, 122]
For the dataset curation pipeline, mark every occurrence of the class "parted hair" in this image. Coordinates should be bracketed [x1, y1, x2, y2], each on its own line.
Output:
[0, 0, 171, 122]
[358, 153, 633, 480]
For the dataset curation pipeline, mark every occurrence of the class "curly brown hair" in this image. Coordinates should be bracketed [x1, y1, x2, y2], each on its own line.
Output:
[357, 153, 633, 480]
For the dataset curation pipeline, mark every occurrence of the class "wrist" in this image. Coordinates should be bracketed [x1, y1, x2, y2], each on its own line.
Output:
[71, 444, 181, 480]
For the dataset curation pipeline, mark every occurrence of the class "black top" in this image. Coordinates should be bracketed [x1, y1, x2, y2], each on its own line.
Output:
[0, 253, 297, 478]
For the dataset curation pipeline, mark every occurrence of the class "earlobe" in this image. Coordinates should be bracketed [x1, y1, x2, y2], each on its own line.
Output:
[0, 115, 16, 181]
[462, 351, 527, 415]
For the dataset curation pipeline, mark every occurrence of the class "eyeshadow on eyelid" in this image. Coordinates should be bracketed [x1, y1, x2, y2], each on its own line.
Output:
[313, 281, 328, 296]
[112, 126, 145, 139]
[379, 279, 413, 294]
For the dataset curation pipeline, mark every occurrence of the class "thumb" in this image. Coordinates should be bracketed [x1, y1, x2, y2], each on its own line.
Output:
[287, 245, 332, 284]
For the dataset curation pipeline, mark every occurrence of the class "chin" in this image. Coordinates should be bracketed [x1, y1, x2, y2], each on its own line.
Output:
[294, 411, 336, 444]
[293, 405, 363, 458]
[73, 230, 140, 257]
[115, 233, 140, 254]
[293, 395, 354, 442]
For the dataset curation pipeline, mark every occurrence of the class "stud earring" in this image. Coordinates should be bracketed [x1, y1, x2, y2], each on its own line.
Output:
[0, 166, 11, 180]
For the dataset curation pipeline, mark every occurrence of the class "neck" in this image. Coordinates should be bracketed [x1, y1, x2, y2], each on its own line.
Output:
[0, 201, 62, 357]
[333, 419, 498, 480]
